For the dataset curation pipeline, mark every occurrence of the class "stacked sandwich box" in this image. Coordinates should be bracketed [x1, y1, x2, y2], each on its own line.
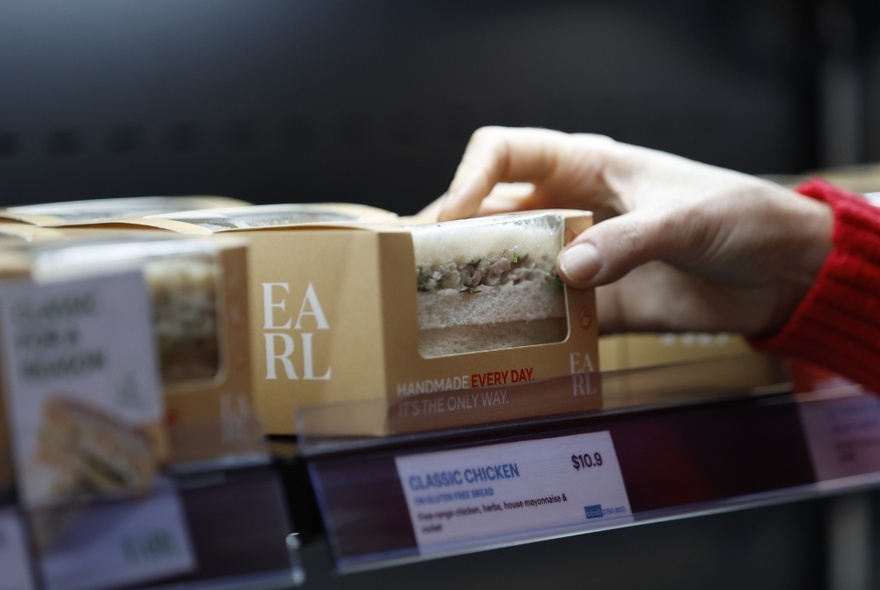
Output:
[0, 233, 264, 467]
[0, 202, 294, 589]
[0, 197, 267, 468]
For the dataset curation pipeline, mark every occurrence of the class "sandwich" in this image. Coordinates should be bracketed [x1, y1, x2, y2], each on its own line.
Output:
[411, 212, 568, 358]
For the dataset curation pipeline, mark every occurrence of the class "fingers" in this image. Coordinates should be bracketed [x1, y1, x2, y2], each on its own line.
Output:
[417, 183, 539, 222]
[440, 127, 553, 220]
[438, 127, 615, 221]
[557, 208, 700, 288]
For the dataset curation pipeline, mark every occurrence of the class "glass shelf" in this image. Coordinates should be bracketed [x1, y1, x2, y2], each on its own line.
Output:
[298, 359, 880, 574]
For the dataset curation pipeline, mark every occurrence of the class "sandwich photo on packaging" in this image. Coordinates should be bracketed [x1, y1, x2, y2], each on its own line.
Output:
[80, 204, 601, 436]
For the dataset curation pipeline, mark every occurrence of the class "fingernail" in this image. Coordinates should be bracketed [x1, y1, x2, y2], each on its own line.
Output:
[558, 243, 601, 286]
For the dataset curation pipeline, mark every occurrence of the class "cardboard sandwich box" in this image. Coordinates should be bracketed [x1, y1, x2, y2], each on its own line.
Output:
[0, 199, 262, 503]
[73, 204, 602, 436]
[0, 232, 264, 503]
[599, 332, 780, 371]
[598, 332, 789, 409]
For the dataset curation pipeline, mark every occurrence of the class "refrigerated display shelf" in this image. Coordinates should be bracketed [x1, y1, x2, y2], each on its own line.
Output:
[296, 363, 880, 577]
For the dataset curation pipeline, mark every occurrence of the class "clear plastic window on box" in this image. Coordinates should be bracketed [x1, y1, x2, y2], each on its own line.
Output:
[27, 236, 225, 385]
[409, 212, 567, 358]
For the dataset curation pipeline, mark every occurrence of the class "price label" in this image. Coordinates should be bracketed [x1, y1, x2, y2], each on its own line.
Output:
[39, 482, 195, 590]
[395, 430, 632, 554]
[799, 392, 880, 483]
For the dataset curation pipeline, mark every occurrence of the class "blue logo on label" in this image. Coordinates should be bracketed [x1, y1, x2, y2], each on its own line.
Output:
[584, 504, 603, 519]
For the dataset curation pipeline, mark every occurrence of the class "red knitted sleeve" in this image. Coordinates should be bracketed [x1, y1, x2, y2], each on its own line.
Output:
[750, 178, 880, 392]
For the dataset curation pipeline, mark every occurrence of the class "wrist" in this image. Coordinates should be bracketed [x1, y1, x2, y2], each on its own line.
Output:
[789, 190, 834, 289]
[751, 181, 833, 336]
[750, 178, 880, 391]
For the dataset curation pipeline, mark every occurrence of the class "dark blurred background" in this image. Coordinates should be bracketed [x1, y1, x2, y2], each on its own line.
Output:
[3, 3, 880, 589]
[0, 0, 878, 214]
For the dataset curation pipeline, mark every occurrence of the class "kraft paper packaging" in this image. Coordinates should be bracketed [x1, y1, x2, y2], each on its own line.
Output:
[598, 333, 788, 411]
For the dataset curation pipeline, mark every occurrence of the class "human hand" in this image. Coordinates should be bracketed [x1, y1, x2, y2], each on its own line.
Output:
[433, 126, 833, 336]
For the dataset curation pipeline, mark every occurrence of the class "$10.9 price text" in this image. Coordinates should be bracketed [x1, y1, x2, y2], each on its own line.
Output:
[571, 452, 603, 471]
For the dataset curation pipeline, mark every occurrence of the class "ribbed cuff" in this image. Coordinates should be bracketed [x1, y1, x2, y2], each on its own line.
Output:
[750, 178, 880, 393]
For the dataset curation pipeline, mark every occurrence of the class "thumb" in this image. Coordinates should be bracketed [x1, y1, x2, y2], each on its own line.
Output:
[557, 212, 675, 288]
